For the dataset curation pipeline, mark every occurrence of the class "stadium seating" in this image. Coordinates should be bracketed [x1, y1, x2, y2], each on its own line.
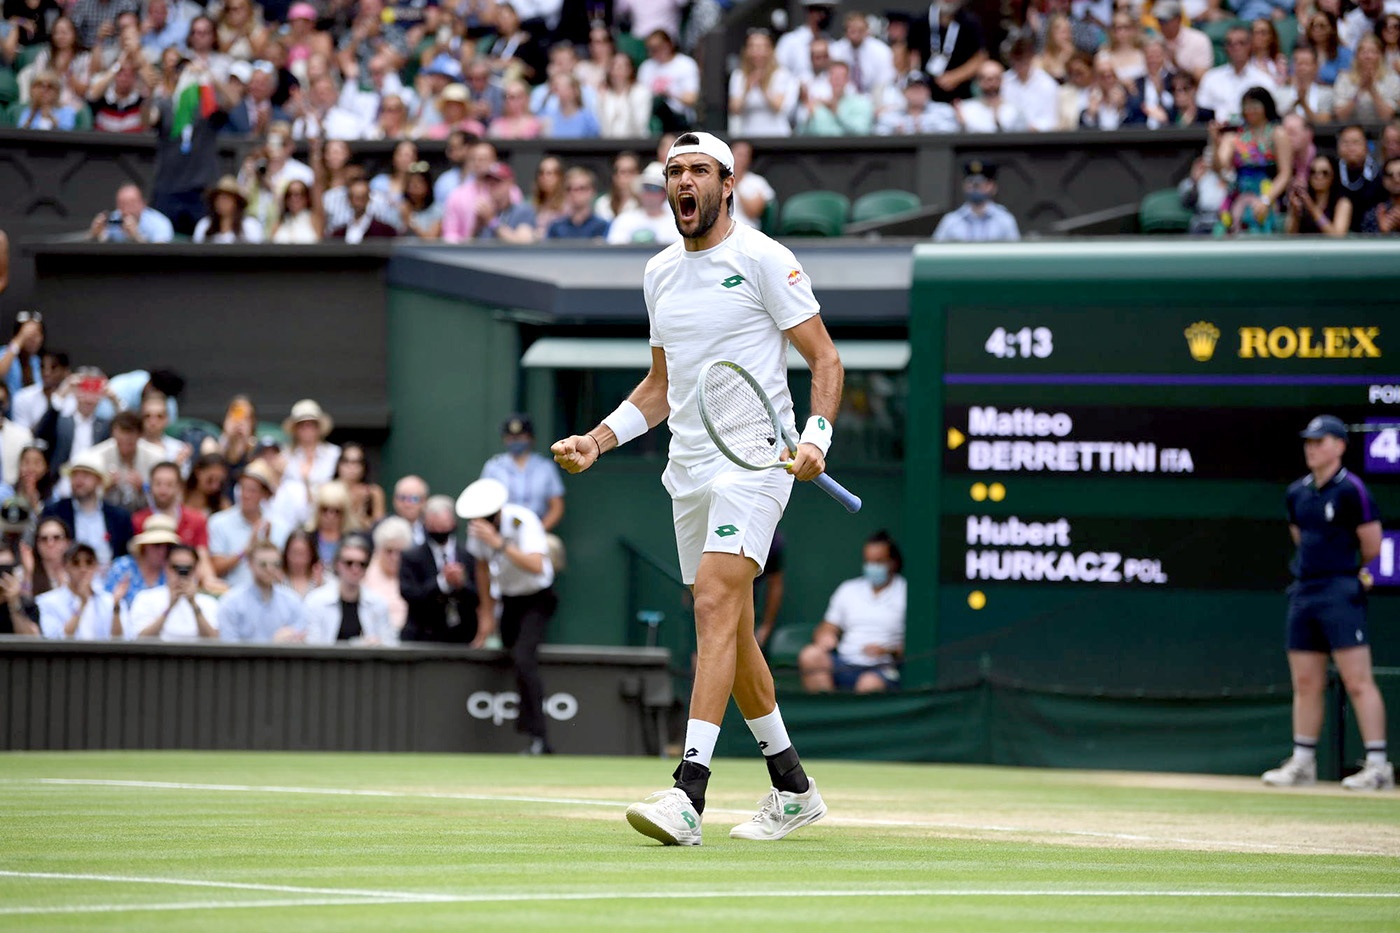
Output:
[0, 68, 18, 107]
[766, 624, 811, 668]
[778, 190, 850, 237]
[850, 189, 922, 225]
[1138, 187, 1193, 234]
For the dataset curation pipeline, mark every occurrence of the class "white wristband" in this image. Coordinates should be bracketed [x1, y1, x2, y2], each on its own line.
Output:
[602, 400, 649, 446]
[799, 415, 832, 456]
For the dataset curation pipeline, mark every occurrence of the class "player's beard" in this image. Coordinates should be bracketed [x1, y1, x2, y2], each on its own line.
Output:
[672, 184, 725, 240]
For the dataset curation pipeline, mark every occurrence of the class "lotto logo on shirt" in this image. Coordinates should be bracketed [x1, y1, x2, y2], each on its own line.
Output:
[786, 269, 802, 287]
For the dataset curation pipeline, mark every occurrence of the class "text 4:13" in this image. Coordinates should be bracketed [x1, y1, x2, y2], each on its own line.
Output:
[985, 327, 1053, 359]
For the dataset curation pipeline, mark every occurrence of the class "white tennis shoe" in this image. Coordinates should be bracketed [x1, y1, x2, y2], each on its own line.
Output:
[626, 788, 703, 846]
[729, 778, 827, 841]
[1262, 754, 1317, 787]
[1341, 760, 1395, 791]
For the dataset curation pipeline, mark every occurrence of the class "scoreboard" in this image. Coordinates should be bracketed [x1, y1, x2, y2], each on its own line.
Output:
[904, 241, 1400, 693]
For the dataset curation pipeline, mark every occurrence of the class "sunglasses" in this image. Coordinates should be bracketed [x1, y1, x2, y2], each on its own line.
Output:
[169, 563, 196, 573]
[339, 558, 368, 569]
[254, 559, 281, 570]
[341, 457, 364, 465]
[321, 506, 344, 514]
[70, 558, 96, 568]
[38, 534, 67, 542]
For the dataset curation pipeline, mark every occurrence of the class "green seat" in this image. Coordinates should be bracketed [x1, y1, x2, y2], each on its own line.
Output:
[1138, 187, 1193, 234]
[255, 421, 289, 446]
[778, 190, 850, 237]
[759, 196, 779, 236]
[1275, 17, 1298, 57]
[766, 624, 811, 668]
[168, 416, 221, 442]
[851, 189, 921, 225]
[71, 101, 91, 130]
[616, 32, 647, 68]
[14, 43, 43, 72]
[0, 67, 18, 107]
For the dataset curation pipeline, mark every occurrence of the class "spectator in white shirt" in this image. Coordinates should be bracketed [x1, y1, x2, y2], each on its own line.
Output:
[728, 29, 799, 137]
[776, 0, 836, 81]
[1275, 46, 1335, 124]
[126, 544, 219, 640]
[304, 535, 395, 645]
[12, 350, 70, 432]
[1003, 35, 1060, 132]
[282, 399, 341, 494]
[606, 161, 681, 246]
[830, 10, 896, 98]
[1155, 0, 1213, 81]
[637, 28, 700, 132]
[1196, 26, 1277, 123]
[877, 71, 959, 134]
[797, 531, 906, 694]
[731, 140, 776, 229]
[1340, 0, 1400, 52]
[292, 74, 371, 140]
[37, 542, 121, 640]
[193, 176, 265, 244]
[957, 60, 1027, 132]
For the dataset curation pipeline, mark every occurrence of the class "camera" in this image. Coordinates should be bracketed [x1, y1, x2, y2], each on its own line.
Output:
[0, 563, 14, 578]
[174, 565, 193, 578]
[108, 210, 124, 224]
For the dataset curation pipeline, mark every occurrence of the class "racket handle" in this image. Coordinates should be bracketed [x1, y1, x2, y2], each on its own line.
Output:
[813, 472, 862, 513]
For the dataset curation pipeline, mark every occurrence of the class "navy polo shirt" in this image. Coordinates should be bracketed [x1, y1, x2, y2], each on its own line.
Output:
[1286, 468, 1381, 580]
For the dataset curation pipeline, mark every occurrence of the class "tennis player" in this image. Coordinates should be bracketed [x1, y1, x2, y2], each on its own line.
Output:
[551, 132, 845, 845]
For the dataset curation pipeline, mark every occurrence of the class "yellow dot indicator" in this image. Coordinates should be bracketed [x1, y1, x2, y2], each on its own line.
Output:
[968, 590, 987, 610]
[988, 483, 1006, 502]
[970, 483, 988, 501]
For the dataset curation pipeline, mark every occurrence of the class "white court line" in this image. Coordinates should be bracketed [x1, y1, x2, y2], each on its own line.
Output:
[6, 777, 1371, 855]
[0, 869, 444, 901]
[0, 870, 1396, 918]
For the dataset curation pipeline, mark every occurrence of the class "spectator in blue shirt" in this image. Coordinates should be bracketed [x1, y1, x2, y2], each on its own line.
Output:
[933, 160, 1021, 243]
[545, 167, 610, 240]
[86, 185, 176, 244]
[217, 540, 307, 643]
[541, 73, 600, 139]
[16, 70, 77, 131]
[480, 413, 565, 531]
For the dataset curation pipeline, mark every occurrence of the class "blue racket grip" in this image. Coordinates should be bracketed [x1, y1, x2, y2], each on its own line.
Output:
[813, 472, 862, 513]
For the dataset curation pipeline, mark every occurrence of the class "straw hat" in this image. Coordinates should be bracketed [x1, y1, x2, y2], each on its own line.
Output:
[61, 449, 109, 487]
[239, 459, 278, 494]
[128, 514, 183, 555]
[282, 399, 333, 439]
[456, 478, 508, 519]
[205, 175, 248, 208]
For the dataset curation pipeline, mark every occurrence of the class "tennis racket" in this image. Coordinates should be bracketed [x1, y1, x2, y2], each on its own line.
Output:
[696, 359, 862, 513]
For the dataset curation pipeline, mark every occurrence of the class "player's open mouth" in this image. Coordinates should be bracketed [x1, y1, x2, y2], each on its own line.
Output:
[677, 193, 697, 221]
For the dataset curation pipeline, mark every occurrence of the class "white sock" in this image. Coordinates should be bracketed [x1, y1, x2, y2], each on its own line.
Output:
[744, 706, 793, 757]
[1365, 743, 1388, 767]
[1292, 736, 1317, 764]
[681, 719, 721, 770]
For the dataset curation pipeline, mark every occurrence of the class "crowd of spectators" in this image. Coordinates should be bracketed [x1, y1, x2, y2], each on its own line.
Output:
[0, 311, 569, 646]
[6, 0, 1400, 241]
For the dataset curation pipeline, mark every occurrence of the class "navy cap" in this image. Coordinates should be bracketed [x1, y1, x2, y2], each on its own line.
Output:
[964, 159, 998, 180]
[1300, 414, 1347, 440]
[502, 413, 534, 436]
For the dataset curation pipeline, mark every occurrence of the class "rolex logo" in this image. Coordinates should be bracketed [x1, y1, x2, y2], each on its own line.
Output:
[1184, 321, 1221, 362]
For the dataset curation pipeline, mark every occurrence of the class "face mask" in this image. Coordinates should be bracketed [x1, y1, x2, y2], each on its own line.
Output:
[966, 189, 991, 205]
[863, 562, 890, 587]
[505, 440, 531, 456]
[428, 530, 452, 545]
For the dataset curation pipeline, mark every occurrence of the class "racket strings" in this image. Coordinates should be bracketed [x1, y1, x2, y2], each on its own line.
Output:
[701, 366, 782, 468]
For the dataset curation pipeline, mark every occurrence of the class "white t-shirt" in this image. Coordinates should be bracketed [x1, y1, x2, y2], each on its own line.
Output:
[734, 172, 775, 227]
[606, 207, 682, 246]
[128, 586, 220, 640]
[1003, 67, 1060, 132]
[824, 574, 907, 666]
[37, 586, 117, 640]
[1196, 63, 1277, 123]
[637, 54, 701, 119]
[644, 222, 821, 481]
[466, 503, 553, 596]
[727, 67, 799, 137]
[958, 98, 1027, 133]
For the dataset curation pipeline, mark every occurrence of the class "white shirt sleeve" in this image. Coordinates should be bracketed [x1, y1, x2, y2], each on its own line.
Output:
[754, 240, 821, 333]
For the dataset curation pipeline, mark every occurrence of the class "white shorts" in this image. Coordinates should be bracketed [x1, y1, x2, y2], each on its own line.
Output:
[667, 461, 793, 585]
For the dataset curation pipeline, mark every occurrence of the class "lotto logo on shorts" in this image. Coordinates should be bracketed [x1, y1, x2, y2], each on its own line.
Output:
[714, 524, 739, 538]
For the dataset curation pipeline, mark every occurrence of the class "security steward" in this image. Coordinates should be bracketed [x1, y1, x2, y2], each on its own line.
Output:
[457, 478, 558, 756]
[1263, 414, 1393, 791]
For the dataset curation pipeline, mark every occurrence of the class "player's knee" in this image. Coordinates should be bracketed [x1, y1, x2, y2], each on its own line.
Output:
[853, 672, 888, 694]
[1294, 671, 1326, 695]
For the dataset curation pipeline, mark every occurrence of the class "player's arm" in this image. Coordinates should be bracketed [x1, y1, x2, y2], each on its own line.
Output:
[784, 315, 844, 482]
[552, 346, 670, 473]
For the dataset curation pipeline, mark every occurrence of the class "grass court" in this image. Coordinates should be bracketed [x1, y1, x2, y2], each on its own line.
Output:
[1, 751, 1397, 931]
